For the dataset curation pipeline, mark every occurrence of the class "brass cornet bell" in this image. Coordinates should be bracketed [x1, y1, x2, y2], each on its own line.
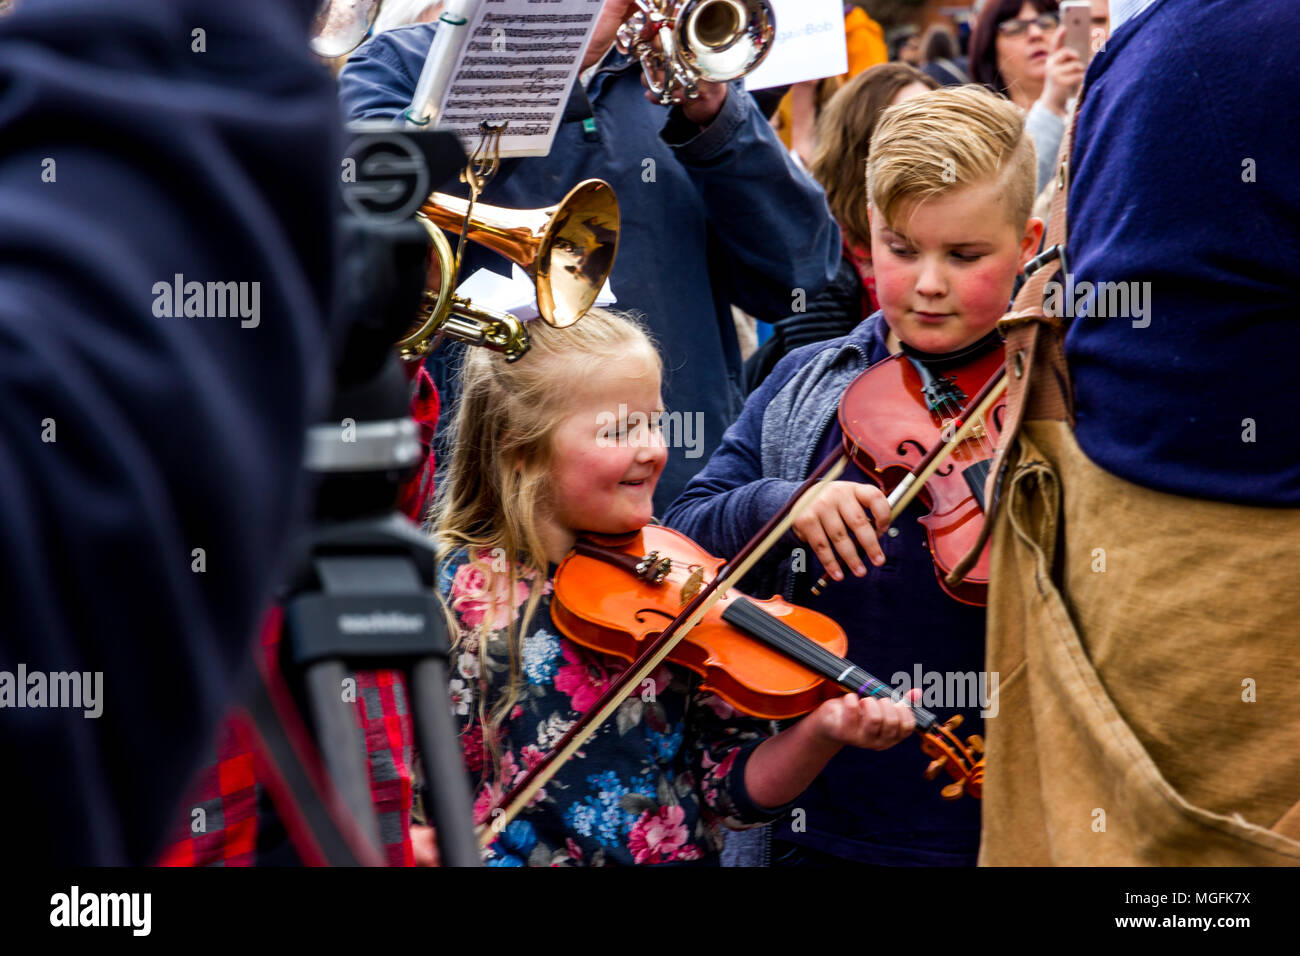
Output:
[618, 0, 775, 105]
[400, 179, 621, 362]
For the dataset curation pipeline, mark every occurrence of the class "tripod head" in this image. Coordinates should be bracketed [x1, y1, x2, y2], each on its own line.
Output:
[302, 127, 467, 522]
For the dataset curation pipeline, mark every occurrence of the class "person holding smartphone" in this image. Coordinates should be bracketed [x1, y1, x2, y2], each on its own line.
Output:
[968, 1, 1087, 190]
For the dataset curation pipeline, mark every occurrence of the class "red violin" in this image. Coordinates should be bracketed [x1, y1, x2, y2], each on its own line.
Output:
[831, 340, 1007, 606]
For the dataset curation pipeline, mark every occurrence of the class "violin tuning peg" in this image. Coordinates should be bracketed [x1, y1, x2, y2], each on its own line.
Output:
[941, 780, 965, 801]
[966, 734, 985, 753]
[943, 714, 964, 731]
[924, 758, 945, 780]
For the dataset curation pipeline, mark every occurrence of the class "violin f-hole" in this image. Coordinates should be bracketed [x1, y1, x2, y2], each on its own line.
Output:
[897, 438, 927, 461]
[634, 607, 677, 625]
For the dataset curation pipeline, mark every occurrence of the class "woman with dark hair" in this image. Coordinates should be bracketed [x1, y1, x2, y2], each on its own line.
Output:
[968, 0, 1085, 189]
[744, 64, 939, 391]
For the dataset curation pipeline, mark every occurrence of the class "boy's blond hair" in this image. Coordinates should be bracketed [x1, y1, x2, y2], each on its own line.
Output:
[866, 85, 1037, 232]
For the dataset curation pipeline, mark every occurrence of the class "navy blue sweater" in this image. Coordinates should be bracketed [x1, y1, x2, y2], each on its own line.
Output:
[1065, 0, 1300, 504]
[0, 0, 340, 864]
[664, 315, 984, 865]
[339, 25, 841, 511]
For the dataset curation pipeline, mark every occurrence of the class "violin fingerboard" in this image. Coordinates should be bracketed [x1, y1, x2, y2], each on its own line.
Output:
[721, 596, 938, 729]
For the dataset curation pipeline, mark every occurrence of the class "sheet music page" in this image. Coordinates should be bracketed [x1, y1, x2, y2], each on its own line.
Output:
[436, 0, 603, 158]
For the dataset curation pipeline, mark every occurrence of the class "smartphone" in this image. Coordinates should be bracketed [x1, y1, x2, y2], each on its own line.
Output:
[1060, 1, 1094, 67]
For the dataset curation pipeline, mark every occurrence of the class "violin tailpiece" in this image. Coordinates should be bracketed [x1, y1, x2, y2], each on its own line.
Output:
[573, 538, 672, 585]
[635, 551, 673, 584]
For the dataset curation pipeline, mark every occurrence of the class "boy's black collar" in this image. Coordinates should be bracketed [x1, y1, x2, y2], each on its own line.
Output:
[898, 328, 1003, 370]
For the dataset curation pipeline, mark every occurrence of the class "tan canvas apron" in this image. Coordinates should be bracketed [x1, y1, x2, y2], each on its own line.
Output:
[979, 419, 1300, 865]
[953, 114, 1300, 865]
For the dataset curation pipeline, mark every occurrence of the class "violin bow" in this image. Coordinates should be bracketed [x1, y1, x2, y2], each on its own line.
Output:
[478, 452, 848, 846]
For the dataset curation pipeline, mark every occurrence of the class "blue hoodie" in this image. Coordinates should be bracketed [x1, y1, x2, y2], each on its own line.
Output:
[339, 25, 841, 510]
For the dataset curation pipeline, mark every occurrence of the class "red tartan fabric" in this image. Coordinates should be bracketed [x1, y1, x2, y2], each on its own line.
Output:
[396, 360, 440, 524]
[155, 718, 260, 866]
[157, 614, 417, 867]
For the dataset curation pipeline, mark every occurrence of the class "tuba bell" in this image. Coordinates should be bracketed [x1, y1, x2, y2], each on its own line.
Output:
[617, 0, 776, 105]
[401, 179, 620, 362]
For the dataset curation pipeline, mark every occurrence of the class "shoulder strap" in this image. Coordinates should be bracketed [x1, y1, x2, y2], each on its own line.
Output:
[945, 102, 1079, 589]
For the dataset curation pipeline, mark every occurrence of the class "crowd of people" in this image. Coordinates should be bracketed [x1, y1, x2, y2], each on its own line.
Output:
[2, 0, 1296, 869]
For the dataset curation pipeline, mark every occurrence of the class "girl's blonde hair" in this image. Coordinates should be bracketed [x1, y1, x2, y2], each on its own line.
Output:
[433, 308, 661, 766]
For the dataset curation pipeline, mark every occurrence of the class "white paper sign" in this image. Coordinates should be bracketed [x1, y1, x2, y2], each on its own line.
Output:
[456, 264, 615, 321]
[436, 0, 603, 158]
[744, 0, 849, 91]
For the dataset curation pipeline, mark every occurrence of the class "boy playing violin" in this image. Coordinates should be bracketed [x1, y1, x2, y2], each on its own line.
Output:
[665, 85, 1043, 866]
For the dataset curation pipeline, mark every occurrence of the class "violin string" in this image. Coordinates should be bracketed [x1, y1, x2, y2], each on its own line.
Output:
[726, 599, 862, 681]
[730, 598, 961, 773]
[818, 362, 999, 591]
[956, 363, 1000, 462]
[933, 372, 998, 495]
[936, 377, 996, 467]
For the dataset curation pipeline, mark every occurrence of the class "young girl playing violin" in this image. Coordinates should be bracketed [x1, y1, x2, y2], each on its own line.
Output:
[415, 308, 917, 866]
[665, 85, 1044, 866]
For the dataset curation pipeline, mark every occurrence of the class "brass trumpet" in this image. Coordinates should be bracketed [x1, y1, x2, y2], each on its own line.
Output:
[617, 0, 776, 105]
[401, 179, 620, 362]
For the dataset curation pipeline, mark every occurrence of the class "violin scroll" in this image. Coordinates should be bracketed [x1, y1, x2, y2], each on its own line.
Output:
[918, 714, 986, 800]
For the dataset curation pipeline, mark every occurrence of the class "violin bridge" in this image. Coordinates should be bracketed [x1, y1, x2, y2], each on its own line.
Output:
[679, 565, 705, 605]
[941, 416, 986, 442]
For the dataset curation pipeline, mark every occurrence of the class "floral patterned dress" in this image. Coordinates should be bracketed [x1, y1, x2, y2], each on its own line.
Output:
[439, 548, 790, 866]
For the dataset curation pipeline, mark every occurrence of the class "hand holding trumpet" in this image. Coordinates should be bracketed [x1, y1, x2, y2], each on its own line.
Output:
[640, 66, 729, 126]
[617, 0, 774, 126]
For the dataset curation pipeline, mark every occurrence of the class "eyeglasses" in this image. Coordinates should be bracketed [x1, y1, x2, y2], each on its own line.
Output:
[997, 13, 1060, 37]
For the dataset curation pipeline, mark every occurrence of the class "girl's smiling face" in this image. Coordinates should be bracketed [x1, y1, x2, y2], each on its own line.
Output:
[540, 348, 667, 560]
[870, 177, 1043, 354]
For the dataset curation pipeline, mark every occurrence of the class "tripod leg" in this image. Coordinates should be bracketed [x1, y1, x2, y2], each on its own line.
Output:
[409, 655, 483, 866]
[303, 659, 383, 853]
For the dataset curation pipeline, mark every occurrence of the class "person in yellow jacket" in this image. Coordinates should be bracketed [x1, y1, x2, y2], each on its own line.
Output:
[775, 4, 888, 166]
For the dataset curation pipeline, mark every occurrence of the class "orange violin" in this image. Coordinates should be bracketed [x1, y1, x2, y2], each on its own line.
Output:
[551, 524, 984, 799]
